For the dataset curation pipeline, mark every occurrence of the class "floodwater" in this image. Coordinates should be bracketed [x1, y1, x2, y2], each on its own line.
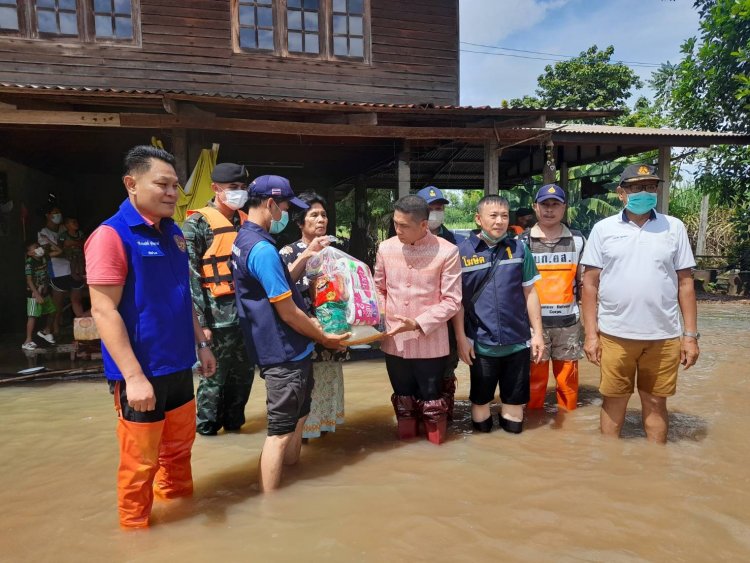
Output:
[1, 302, 749, 562]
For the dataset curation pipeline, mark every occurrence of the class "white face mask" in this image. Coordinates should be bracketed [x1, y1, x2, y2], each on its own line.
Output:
[427, 210, 445, 231]
[33, 247, 45, 257]
[50, 213, 62, 225]
[221, 189, 248, 211]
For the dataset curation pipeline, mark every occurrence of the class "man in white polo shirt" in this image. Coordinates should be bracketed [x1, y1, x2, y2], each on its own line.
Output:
[580, 164, 699, 444]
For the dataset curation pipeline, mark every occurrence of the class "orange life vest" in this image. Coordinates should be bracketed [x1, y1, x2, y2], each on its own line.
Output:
[187, 206, 247, 297]
[521, 227, 585, 319]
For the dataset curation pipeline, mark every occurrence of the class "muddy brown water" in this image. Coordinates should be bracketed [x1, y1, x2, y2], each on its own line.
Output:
[1, 302, 749, 562]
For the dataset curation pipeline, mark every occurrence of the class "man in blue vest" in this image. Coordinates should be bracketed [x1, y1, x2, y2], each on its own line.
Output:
[85, 145, 216, 529]
[453, 195, 545, 434]
[231, 175, 349, 492]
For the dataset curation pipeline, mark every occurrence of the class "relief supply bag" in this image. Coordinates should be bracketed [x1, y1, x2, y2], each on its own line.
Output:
[306, 246, 383, 345]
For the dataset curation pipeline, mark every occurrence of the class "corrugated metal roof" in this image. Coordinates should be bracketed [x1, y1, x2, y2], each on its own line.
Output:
[0, 82, 618, 114]
[546, 123, 749, 138]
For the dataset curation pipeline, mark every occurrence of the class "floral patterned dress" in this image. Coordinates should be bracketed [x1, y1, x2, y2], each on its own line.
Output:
[280, 240, 348, 438]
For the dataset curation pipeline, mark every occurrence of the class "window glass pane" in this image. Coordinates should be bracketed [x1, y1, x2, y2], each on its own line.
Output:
[332, 0, 345, 12]
[239, 5, 254, 25]
[95, 14, 112, 36]
[0, 6, 18, 30]
[333, 36, 347, 56]
[333, 14, 346, 34]
[115, 15, 131, 38]
[287, 0, 301, 7]
[257, 0, 271, 4]
[258, 28, 274, 49]
[304, 32, 318, 53]
[37, 10, 57, 33]
[288, 30, 302, 52]
[349, 0, 363, 15]
[287, 9, 301, 30]
[114, 0, 131, 15]
[59, 0, 76, 10]
[94, 0, 110, 12]
[59, 11, 77, 34]
[257, 6, 272, 27]
[350, 37, 363, 58]
[349, 15, 362, 35]
[303, 0, 318, 9]
[240, 27, 256, 48]
[304, 10, 317, 32]
[37, 0, 55, 8]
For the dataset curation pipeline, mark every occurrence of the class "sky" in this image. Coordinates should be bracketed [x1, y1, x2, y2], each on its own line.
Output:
[459, 0, 701, 107]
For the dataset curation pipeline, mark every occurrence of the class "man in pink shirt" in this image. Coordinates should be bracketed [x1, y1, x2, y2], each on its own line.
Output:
[374, 195, 462, 445]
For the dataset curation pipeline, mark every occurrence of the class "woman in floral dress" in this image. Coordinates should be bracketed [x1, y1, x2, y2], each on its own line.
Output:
[280, 192, 348, 439]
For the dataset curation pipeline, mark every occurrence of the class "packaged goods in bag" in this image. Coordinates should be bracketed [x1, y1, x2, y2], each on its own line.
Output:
[307, 247, 383, 345]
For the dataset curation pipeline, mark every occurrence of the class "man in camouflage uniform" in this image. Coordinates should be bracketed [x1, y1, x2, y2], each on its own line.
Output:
[183, 163, 255, 435]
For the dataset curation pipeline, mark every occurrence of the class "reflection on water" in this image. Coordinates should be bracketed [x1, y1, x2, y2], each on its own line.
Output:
[1, 303, 749, 561]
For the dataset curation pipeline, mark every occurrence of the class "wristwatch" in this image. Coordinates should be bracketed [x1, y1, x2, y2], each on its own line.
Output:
[682, 331, 700, 340]
[196, 340, 212, 349]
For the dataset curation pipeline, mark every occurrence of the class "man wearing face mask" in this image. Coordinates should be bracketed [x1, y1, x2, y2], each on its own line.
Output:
[231, 175, 350, 491]
[183, 163, 255, 436]
[581, 164, 699, 444]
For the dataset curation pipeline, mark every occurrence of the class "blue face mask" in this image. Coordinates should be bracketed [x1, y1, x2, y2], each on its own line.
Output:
[269, 201, 289, 234]
[625, 192, 658, 215]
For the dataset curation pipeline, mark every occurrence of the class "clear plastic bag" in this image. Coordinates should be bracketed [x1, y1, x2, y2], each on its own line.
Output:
[307, 246, 383, 344]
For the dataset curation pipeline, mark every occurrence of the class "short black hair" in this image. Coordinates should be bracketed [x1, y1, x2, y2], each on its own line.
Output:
[393, 195, 429, 222]
[25, 239, 39, 250]
[516, 207, 534, 217]
[477, 195, 510, 213]
[123, 145, 176, 177]
[292, 192, 327, 226]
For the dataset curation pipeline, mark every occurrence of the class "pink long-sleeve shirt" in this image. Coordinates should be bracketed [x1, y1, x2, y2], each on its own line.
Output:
[374, 232, 462, 359]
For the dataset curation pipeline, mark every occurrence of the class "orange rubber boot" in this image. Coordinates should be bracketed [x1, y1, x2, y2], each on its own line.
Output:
[116, 418, 164, 529]
[553, 360, 578, 411]
[154, 399, 196, 499]
[528, 360, 550, 409]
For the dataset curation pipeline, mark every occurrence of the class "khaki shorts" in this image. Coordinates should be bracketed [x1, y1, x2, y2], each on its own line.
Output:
[540, 322, 582, 362]
[599, 333, 681, 397]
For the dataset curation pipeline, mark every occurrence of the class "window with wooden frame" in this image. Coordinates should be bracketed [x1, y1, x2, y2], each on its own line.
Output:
[233, 0, 369, 63]
[0, 0, 140, 43]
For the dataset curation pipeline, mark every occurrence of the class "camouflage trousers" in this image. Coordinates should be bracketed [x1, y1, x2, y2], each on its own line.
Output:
[196, 326, 255, 435]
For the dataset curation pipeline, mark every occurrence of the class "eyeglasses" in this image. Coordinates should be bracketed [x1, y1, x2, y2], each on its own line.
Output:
[622, 184, 659, 193]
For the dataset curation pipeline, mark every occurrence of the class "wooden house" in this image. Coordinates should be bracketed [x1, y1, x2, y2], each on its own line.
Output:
[0, 0, 748, 332]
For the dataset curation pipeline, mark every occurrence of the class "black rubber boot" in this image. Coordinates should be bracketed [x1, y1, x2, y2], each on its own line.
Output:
[498, 413, 523, 434]
[471, 417, 493, 433]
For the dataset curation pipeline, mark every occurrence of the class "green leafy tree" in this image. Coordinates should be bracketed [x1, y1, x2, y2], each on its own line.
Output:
[508, 45, 643, 122]
[653, 0, 750, 267]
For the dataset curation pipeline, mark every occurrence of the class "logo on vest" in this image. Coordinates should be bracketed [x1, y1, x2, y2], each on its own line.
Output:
[173, 234, 187, 252]
[462, 255, 486, 267]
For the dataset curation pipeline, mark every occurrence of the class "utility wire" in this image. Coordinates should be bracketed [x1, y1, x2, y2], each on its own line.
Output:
[460, 41, 662, 68]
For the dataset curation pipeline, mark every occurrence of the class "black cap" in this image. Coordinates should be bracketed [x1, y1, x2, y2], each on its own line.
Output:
[516, 207, 534, 217]
[211, 163, 249, 183]
[620, 164, 660, 185]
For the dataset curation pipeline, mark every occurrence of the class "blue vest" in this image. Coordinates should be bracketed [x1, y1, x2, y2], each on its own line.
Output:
[231, 221, 311, 367]
[458, 232, 531, 347]
[100, 199, 196, 380]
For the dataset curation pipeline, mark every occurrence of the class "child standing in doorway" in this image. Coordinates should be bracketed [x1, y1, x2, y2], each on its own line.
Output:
[22, 241, 59, 350]
[59, 216, 86, 282]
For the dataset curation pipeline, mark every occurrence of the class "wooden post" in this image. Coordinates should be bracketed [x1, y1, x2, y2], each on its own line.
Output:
[559, 161, 569, 191]
[349, 175, 370, 264]
[696, 194, 710, 256]
[322, 185, 337, 236]
[483, 139, 499, 195]
[171, 129, 188, 184]
[657, 146, 671, 214]
[398, 141, 411, 199]
[543, 140, 556, 185]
